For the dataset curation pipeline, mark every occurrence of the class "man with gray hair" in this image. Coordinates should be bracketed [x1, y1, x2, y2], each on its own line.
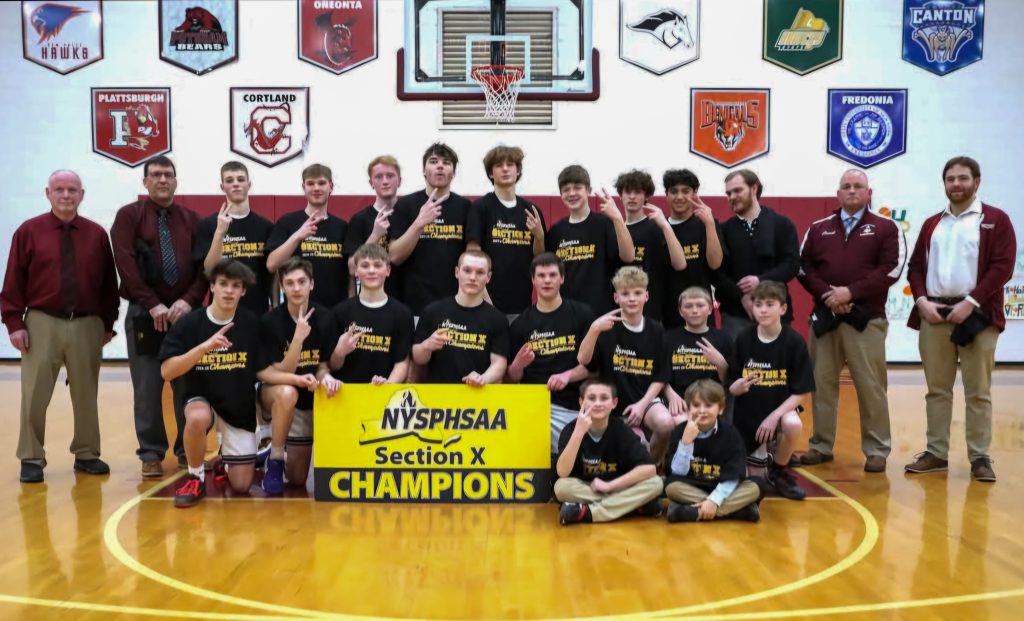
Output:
[797, 169, 906, 473]
[1, 170, 119, 483]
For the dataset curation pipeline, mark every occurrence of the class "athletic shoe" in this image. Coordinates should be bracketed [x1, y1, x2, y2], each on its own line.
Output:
[174, 475, 205, 508]
[141, 460, 163, 478]
[904, 451, 948, 474]
[254, 445, 271, 470]
[971, 457, 996, 482]
[559, 502, 592, 525]
[176, 454, 188, 469]
[665, 502, 699, 523]
[864, 455, 886, 473]
[19, 462, 43, 484]
[73, 458, 110, 475]
[725, 502, 761, 523]
[799, 449, 834, 466]
[634, 498, 663, 517]
[768, 463, 806, 501]
[262, 458, 285, 495]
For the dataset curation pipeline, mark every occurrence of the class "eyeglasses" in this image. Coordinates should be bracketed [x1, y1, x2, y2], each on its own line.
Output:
[147, 171, 176, 180]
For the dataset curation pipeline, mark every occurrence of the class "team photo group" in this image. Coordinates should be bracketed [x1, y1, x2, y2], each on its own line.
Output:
[2, 143, 1014, 526]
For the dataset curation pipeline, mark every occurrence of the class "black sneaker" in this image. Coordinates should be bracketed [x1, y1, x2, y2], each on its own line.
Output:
[73, 458, 110, 475]
[20, 462, 44, 483]
[666, 502, 699, 523]
[174, 475, 206, 508]
[559, 502, 592, 525]
[634, 498, 663, 517]
[768, 464, 806, 501]
[725, 502, 761, 523]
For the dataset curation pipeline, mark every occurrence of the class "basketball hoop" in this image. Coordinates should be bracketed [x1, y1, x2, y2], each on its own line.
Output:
[470, 64, 525, 122]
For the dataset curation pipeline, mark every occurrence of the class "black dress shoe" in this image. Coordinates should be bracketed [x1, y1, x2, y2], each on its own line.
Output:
[73, 458, 110, 475]
[20, 462, 44, 483]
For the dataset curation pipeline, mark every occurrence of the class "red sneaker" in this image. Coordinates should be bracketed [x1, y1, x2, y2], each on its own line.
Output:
[174, 475, 206, 508]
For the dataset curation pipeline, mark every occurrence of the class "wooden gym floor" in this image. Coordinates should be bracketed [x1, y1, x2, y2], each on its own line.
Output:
[1, 363, 1022, 621]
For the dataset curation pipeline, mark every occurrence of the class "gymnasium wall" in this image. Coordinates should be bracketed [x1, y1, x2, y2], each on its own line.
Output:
[1, 0, 1022, 361]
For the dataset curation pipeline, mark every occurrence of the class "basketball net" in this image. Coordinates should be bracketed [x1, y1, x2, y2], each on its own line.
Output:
[471, 65, 525, 122]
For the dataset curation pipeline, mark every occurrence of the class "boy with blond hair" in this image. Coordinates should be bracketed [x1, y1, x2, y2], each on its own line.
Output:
[577, 266, 673, 462]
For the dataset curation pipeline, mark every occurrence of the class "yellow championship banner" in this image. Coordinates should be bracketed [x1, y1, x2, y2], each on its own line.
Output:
[313, 385, 552, 503]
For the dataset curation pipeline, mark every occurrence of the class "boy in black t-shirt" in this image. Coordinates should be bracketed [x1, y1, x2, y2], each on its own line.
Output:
[159, 260, 318, 508]
[616, 169, 686, 323]
[389, 143, 472, 315]
[193, 161, 273, 313]
[730, 281, 814, 501]
[545, 165, 634, 314]
[664, 380, 762, 523]
[663, 168, 724, 328]
[555, 379, 663, 525]
[412, 250, 510, 385]
[467, 145, 546, 315]
[258, 257, 340, 495]
[331, 244, 414, 384]
[266, 164, 349, 308]
[507, 253, 594, 453]
[664, 286, 733, 417]
[344, 156, 402, 298]
[578, 266, 674, 463]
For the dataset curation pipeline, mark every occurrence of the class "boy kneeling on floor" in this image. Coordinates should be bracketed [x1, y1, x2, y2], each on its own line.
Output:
[664, 379, 763, 523]
[555, 378, 663, 525]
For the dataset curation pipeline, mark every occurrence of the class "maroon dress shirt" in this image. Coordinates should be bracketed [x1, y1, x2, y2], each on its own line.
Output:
[1, 211, 119, 333]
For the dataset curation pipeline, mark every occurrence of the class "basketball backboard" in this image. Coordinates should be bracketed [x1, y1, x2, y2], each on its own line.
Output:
[398, 0, 598, 101]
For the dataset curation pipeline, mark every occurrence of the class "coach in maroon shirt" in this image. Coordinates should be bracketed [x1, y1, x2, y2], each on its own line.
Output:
[110, 156, 206, 478]
[1, 170, 119, 483]
[798, 170, 907, 473]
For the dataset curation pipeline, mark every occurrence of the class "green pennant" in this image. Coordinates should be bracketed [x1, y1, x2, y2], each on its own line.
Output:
[763, 0, 843, 75]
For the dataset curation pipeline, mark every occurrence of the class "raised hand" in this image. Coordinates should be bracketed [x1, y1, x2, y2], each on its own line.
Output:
[296, 213, 321, 241]
[293, 304, 315, 344]
[697, 337, 726, 369]
[642, 202, 668, 225]
[336, 322, 366, 356]
[689, 194, 715, 225]
[414, 188, 444, 229]
[591, 308, 624, 333]
[512, 342, 535, 369]
[574, 405, 593, 436]
[372, 207, 391, 239]
[596, 188, 623, 223]
[525, 205, 544, 238]
[214, 201, 232, 235]
[731, 371, 760, 396]
[422, 327, 449, 352]
[203, 323, 233, 353]
[681, 407, 701, 444]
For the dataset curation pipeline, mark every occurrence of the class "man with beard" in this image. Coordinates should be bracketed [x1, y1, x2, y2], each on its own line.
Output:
[904, 156, 1016, 483]
[715, 169, 800, 339]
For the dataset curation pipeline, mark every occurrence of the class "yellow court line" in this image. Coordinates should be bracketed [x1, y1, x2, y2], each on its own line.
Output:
[651, 468, 880, 619]
[103, 471, 354, 620]
[0, 592, 298, 620]
[104, 467, 876, 621]
[657, 587, 1024, 620]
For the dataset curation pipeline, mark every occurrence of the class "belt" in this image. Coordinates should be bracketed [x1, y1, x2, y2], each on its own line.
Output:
[35, 308, 80, 320]
[927, 296, 965, 305]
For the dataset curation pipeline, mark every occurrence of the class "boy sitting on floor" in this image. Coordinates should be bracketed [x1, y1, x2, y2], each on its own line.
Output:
[664, 379, 762, 523]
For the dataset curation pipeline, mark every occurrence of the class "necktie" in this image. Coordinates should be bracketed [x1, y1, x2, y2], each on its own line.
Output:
[844, 216, 856, 239]
[60, 223, 77, 314]
[158, 208, 179, 286]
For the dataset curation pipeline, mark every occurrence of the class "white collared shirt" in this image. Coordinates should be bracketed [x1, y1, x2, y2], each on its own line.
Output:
[926, 198, 982, 299]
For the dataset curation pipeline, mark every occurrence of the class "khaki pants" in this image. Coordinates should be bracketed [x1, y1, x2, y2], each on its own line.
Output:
[17, 311, 105, 466]
[554, 476, 663, 523]
[809, 319, 892, 458]
[918, 321, 998, 462]
[665, 480, 761, 516]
